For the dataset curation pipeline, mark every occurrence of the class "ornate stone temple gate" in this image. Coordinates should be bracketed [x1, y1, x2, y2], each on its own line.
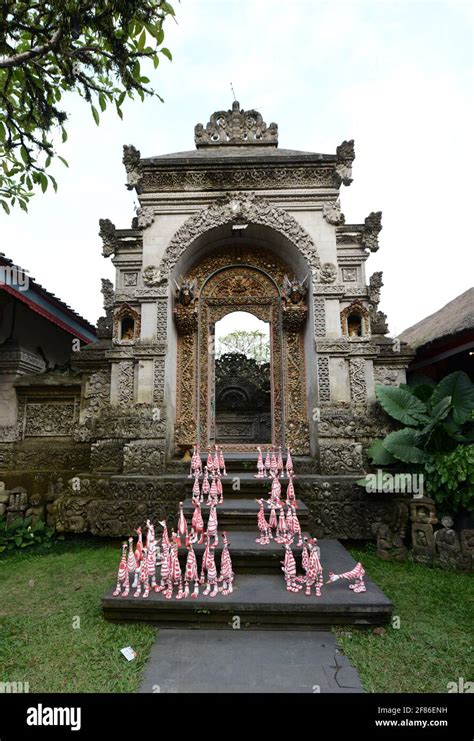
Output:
[0, 102, 414, 540]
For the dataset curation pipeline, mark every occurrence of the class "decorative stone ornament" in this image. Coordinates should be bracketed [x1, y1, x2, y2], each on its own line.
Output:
[99, 218, 117, 257]
[335, 139, 355, 186]
[194, 101, 278, 147]
[136, 206, 155, 228]
[123, 144, 141, 190]
[159, 192, 321, 282]
[362, 211, 383, 251]
[142, 265, 161, 287]
[322, 199, 345, 225]
[317, 262, 338, 284]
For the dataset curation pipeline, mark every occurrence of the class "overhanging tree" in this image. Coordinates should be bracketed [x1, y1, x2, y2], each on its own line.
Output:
[0, 0, 175, 213]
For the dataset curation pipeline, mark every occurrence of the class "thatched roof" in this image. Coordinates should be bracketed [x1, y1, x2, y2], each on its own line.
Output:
[398, 288, 474, 350]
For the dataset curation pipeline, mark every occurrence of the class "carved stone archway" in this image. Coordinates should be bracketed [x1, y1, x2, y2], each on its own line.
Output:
[158, 193, 320, 283]
[174, 245, 310, 454]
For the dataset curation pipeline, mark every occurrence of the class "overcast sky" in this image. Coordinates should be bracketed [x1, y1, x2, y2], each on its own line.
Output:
[0, 0, 472, 334]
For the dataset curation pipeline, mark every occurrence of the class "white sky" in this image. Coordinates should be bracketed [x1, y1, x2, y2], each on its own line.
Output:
[0, 0, 472, 334]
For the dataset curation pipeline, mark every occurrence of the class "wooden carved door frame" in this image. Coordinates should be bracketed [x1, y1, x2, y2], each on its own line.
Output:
[174, 247, 310, 455]
[198, 266, 283, 450]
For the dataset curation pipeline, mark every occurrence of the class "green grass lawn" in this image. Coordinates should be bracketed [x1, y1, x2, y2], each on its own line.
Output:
[0, 537, 156, 693]
[0, 538, 472, 693]
[335, 545, 474, 693]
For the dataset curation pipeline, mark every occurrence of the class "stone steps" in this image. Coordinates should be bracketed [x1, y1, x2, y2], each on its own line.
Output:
[175, 529, 309, 573]
[102, 540, 393, 629]
[174, 452, 317, 474]
[102, 460, 393, 630]
[190, 472, 297, 499]
[182, 497, 310, 531]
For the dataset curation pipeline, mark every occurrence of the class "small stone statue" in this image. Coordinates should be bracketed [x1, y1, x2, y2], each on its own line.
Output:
[282, 274, 308, 305]
[174, 276, 197, 306]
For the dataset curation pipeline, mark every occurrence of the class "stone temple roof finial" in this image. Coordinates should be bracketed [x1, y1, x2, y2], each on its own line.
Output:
[194, 103, 278, 148]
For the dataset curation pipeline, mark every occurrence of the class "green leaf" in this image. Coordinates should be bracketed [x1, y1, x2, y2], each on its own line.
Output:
[58, 156, 69, 168]
[91, 105, 100, 126]
[138, 29, 146, 51]
[430, 371, 474, 425]
[20, 146, 29, 165]
[161, 1, 176, 15]
[98, 93, 107, 112]
[38, 172, 48, 193]
[375, 384, 427, 426]
[161, 47, 172, 61]
[383, 428, 427, 464]
[0, 200, 10, 214]
[368, 438, 397, 465]
[430, 395, 452, 422]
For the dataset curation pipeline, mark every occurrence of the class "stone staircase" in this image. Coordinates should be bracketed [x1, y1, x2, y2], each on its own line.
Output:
[102, 453, 393, 629]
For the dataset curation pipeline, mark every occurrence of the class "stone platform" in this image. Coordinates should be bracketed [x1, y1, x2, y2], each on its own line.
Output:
[102, 539, 392, 629]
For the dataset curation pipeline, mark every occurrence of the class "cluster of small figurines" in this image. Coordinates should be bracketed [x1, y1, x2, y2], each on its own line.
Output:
[254, 446, 367, 597]
[255, 444, 302, 547]
[112, 444, 234, 600]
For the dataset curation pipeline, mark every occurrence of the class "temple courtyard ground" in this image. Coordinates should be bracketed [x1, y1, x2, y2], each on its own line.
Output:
[0, 537, 471, 693]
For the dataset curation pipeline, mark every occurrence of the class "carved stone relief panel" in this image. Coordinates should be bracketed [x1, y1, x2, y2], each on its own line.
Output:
[319, 441, 364, 474]
[317, 356, 330, 403]
[314, 297, 326, 337]
[349, 358, 367, 403]
[342, 267, 357, 283]
[374, 365, 406, 387]
[117, 361, 135, 406]
[24, 401, 78, 437]
[83, 371, 111, 418]
[122, 272, 138, 287]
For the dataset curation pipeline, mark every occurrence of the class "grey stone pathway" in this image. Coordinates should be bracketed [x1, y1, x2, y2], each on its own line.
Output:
[139, 629, 363, 693]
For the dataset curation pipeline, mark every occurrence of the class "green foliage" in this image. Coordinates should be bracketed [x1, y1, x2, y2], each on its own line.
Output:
[216, 329, 271, 364]
[375, 384, 429, 426]
[369, 372, 474, 466]
[366, 372, 474, 514]
[0, 514, 56, 553]
[381, 428, 428, 464]
[0, 1, 175, 210]
[0, 537, 155, 692]
[336, 545, 473, 693]
[430, 371, 474, 425]
[424, 445, 474, 516]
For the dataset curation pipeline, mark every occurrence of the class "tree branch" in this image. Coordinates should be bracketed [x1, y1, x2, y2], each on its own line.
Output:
[0, 27, 63, 68]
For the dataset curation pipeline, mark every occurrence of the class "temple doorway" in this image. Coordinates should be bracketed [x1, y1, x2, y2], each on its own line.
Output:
[214, 312, 271, 444]
[173, 244, 311, 454]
